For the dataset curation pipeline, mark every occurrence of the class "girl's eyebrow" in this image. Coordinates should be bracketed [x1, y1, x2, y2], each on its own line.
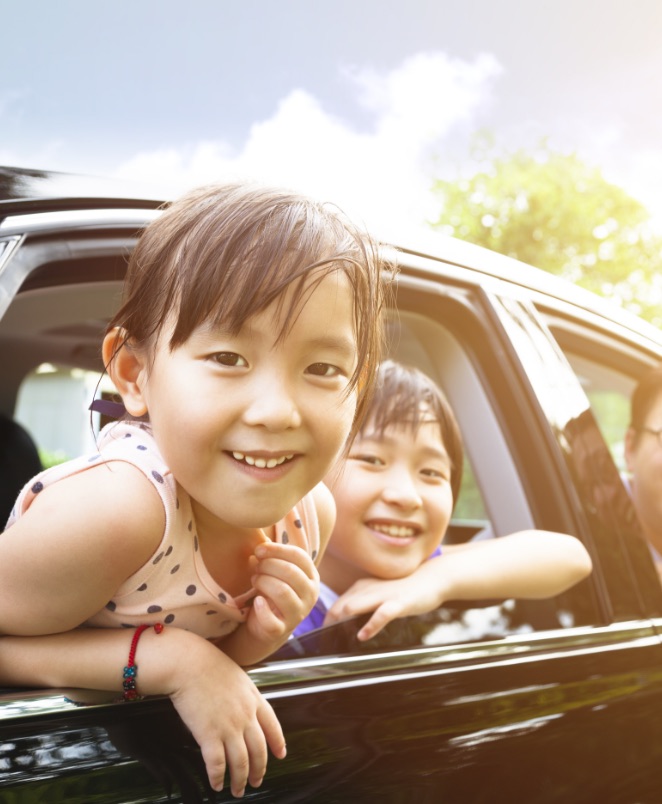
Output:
[303, 334, 357, 356]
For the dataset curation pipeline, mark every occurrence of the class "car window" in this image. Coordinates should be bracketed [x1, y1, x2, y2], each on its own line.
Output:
[544, 315, 662, 618]
[15, 364, 112, 466]
[561, 352, 633, 473]
[1, 251, 601, 664]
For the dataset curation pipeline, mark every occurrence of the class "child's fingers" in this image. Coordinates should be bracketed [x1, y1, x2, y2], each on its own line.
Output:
[197, 738, 228, 793]
[252, 571, 318, 625]
[225, 692, 285, 796]
[257, 695, 287, 760]
[244, 720, 269, 789]
[224, 736, 251, 798]
[251, 594, 285, 629]
[325, 590, 377, 624]
[254, 543, 318, 578]
[251, 556, 320, 619]
[356, 600, 404, 640]
[198, 688, 283, 796]
[253, 558, 318, 589]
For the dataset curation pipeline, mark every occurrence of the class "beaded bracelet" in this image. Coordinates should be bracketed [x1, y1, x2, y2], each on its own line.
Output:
[122, 623, 164, 701]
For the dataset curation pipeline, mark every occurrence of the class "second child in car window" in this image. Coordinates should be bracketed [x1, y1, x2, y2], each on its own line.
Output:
[295, 360, 593, 641]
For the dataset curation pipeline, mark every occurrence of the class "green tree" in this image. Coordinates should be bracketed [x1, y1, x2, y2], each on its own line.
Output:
[431, 140, 662, 326]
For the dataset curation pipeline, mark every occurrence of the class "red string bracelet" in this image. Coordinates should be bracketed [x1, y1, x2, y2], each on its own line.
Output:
[122, 623, 164, 701]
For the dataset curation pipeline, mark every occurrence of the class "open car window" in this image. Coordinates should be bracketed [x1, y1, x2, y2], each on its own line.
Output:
[1, 237, 602, 664]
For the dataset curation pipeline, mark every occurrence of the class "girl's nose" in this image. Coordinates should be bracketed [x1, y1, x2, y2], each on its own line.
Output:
[241, 376, 302, 431]
[381, 468, 422, 510]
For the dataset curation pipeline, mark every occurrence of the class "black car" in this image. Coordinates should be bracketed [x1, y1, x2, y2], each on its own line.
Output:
[1, 166, 662, 803]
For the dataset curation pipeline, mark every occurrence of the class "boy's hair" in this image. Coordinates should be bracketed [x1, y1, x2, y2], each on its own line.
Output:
[630, 365, 662, 443]
[108, 182, 392, 437]
[361, 360, 464, 505]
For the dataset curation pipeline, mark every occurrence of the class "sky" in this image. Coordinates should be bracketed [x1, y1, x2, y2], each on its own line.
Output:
[3, 0, 662, 235]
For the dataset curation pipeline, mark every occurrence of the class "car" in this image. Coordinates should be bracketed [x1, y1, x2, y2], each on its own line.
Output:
[1, 165, 662, 803]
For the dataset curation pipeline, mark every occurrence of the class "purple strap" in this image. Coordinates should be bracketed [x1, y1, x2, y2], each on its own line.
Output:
[89, 398, 127, 418]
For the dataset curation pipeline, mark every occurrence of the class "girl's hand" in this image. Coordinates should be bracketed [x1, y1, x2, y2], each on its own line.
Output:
[158, 629, 286, 797]
[0, 627, 286, 799]
[246, 542, 320, 645]
[324, 573, 443, 641]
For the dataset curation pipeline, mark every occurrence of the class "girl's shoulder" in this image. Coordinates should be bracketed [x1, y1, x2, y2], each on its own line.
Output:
[6, 425, 169, 572]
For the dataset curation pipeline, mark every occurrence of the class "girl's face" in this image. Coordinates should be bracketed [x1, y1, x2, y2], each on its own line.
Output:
[322, 415, 454, 593]
[131, 269, 359, 533]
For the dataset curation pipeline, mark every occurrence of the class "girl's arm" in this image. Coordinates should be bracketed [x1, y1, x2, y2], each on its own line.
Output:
[0, 626, 285, 797]
[0, 465, 285, 796]
[221, 482, 336, 666]
[324, 531, 592, 641]
[0, 462, 164, 634]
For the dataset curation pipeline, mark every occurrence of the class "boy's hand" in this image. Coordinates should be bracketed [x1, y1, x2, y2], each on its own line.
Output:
[324, 572, 443, 641]
[245, 542, 320, 644]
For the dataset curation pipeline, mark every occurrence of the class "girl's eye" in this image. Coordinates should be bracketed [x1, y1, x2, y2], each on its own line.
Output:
[306, 362, 342, 377]
[211, 352, 248, 367]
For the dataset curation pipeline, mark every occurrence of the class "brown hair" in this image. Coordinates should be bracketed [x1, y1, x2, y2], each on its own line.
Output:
[108, 182, 393, 437]
[359, 360, 464, 506]
[630, 365, 662, 444]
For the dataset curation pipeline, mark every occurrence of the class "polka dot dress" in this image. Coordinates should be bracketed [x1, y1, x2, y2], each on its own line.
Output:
[7, 420, 321, 639]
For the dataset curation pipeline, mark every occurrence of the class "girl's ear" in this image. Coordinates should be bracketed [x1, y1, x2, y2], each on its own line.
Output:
[102, 328, 148, 417]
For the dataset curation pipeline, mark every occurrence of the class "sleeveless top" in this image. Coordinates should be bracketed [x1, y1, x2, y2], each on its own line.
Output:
[6, 420, 321, 639]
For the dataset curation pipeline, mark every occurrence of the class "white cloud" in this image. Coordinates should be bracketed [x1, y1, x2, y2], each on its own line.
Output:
[112, 51, 502, 234]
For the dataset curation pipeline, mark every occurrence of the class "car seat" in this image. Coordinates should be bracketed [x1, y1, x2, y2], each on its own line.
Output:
[0, 415, 42, 529]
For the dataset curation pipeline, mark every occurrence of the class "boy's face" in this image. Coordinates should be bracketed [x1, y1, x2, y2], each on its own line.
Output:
[323, 415, 454, 591]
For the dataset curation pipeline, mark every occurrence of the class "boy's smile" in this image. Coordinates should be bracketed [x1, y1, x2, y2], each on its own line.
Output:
[322, 418, 454, 593]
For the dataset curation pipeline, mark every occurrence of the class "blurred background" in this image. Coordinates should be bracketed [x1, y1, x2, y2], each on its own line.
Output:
[3, 0, 662, 324]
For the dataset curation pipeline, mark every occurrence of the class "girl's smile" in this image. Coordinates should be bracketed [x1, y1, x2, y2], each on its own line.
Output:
[229, 451, 295, 469]
[227, 450, 298, 477]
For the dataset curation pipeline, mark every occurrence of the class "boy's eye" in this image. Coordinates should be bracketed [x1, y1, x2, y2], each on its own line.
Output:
[421, 467, 449, 481]
[351, 453, 385, 467]
[306, 362, 342, 377]
[211, 352, 248, 367]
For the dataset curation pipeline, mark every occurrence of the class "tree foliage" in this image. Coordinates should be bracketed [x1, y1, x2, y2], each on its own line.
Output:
[430, 140, 662, 326]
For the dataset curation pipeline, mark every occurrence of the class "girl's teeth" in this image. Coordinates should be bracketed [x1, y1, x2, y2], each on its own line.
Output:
[232, 452, 294, 469]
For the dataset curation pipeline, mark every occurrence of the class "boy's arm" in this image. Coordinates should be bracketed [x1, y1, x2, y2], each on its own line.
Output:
[324, 531, 592, 641]
[0, 626, 285, 798]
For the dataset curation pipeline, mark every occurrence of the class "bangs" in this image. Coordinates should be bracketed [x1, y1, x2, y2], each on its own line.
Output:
[361, 360, 465, 505]
[169, 201, 358, 345]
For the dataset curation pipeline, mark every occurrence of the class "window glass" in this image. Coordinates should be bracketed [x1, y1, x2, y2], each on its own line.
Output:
[15, 364, 111, 465]
[546, 324, 662, 617]
[564, 352, 634, 473]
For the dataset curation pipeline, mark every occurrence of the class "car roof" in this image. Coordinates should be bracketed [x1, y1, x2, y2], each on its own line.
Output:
[1, 163, 658, 348]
